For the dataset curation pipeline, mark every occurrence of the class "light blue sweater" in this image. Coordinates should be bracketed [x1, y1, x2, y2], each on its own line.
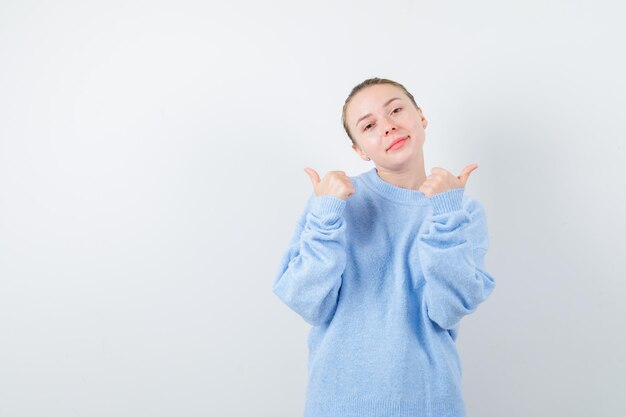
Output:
[272, 167, 496, 417]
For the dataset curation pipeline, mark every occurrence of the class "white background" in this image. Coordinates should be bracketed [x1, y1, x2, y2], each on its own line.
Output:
[1, 1, 625, 416]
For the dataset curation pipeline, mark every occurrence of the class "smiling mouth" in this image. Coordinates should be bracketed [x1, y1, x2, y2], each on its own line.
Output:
[387, 136, 409, 151]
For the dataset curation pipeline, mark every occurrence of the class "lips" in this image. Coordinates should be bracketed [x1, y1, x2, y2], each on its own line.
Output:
[386, 136, 409, 151]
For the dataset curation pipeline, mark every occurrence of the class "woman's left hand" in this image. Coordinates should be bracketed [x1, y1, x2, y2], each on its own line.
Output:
[418, 163, 478, 197]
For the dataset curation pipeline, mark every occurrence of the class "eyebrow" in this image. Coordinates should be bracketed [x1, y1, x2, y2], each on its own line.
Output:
[355, 97, 402, 128]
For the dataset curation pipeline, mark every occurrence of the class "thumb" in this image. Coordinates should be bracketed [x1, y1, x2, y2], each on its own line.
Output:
[457, 163, 478, 186]
[303, 167, 321, 187]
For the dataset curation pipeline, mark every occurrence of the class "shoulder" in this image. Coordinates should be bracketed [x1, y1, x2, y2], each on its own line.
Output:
[462, 193, 486, 215]
[461, 193, 490, 228]
[296, 192, 348, 224]
[461, 193, 490, 249]
[349, 170, 369, 190]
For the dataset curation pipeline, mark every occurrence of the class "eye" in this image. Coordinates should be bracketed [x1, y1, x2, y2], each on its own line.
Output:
[392, 107, 402, 114]
[364, 123, 374, 131]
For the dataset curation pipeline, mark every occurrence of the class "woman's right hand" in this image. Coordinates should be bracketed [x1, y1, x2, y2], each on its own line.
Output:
[303, 168, 355, 201]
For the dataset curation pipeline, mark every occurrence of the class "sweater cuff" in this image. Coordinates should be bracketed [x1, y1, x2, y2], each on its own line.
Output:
[309, 195, 346, 222]
[429, 188, 464, 215]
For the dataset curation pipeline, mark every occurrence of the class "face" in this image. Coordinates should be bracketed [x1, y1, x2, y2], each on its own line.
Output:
[346, 83, 428, 168]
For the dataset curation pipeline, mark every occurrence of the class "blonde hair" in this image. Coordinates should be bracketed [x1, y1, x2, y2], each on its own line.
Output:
[341, 77, 421, 144]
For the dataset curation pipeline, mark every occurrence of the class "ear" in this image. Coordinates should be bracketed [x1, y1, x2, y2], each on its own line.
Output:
[352, 143, 370, 161]
[419, 111, 428, 129]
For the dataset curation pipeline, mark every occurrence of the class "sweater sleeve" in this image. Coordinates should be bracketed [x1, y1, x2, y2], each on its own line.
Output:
[272, 193, 347, 326]
[418, 188, 496, 331]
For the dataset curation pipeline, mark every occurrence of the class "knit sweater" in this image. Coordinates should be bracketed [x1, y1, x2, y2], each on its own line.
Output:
[272, 167, 496, 417]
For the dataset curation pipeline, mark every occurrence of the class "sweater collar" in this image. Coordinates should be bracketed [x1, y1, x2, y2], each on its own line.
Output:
[361, 167, 430, 206]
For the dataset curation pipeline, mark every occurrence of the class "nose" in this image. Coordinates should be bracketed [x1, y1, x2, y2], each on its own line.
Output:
[384, 125, 397, 136]
[382, 115, 397, 136]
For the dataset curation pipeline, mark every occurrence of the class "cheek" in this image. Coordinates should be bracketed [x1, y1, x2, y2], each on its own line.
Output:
[402, 111, 423, 129]
[409, 116, 422, 130]
[357, 131, 375, 145]
[365, 135, 383, 150]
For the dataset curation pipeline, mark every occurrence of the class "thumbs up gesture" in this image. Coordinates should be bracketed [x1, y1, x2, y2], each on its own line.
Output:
[304, 168, 356, 201]
[418, 163, 478, 197]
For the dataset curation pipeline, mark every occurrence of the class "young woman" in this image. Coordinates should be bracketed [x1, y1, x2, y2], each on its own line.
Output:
[272, 77, 496, 417]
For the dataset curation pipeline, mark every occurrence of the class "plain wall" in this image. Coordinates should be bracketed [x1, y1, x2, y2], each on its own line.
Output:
[1, 0, 625, 416]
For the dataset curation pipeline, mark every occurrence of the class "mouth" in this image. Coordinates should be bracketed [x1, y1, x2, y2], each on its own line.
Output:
[386, 136, 409, 152]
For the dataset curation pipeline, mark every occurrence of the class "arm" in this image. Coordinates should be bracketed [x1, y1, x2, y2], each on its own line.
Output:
[272, 193, 347, 326]
[418, 188, 496, 331]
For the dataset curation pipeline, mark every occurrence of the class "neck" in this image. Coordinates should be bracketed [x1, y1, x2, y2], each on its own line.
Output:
[375, 153, 427, 191]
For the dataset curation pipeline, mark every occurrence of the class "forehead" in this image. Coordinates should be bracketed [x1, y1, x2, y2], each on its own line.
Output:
[346, 84, 409, 120]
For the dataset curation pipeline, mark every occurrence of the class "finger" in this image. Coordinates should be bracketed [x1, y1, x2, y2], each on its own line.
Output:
[460, 163, 478, 177]
[303, 167, 321, 186]
[457, 163, 478, 184]
[419, 185, 432, 196]
[431, 167, 446, 175]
